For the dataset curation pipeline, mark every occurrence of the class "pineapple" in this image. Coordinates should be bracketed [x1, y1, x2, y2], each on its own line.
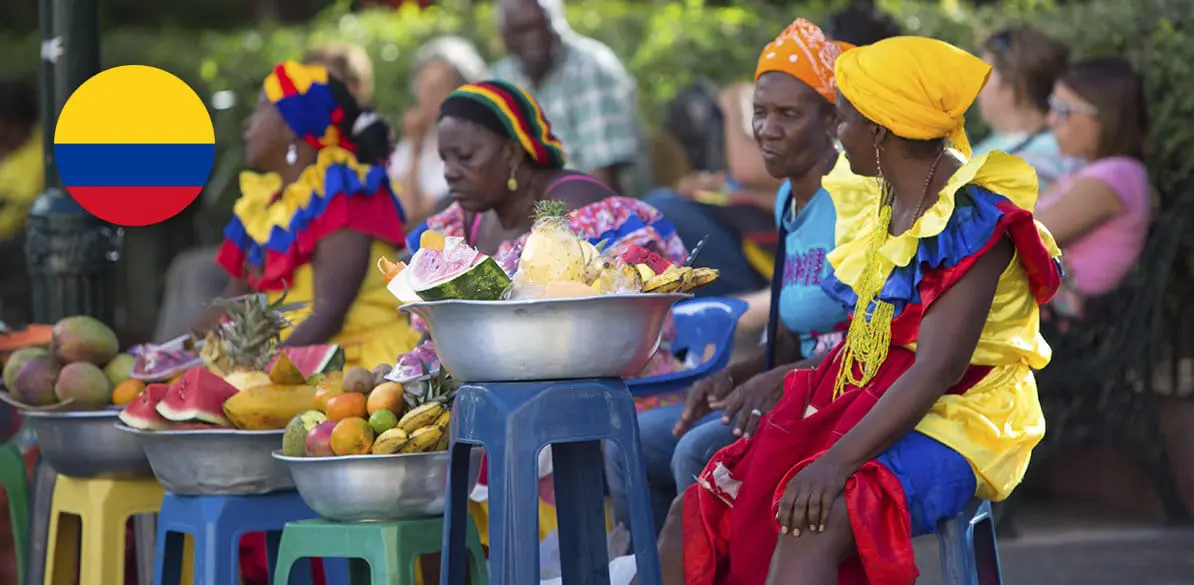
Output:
[211, 292, 297, 391]
[516, 200, 587, 286]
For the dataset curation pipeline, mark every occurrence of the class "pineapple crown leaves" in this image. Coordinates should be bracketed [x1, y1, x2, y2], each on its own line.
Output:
[531, 199, 571, 223]
[211, 288, 304, 370]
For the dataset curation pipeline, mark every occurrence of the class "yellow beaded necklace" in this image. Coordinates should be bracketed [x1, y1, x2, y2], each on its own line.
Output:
[832, 150, 945, 400]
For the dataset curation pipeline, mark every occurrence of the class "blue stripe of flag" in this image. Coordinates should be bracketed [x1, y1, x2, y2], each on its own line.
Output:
[54, 143, 216, 187]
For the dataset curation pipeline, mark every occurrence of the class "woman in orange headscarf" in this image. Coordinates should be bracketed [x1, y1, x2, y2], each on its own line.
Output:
[608, 18, 872, 539]
[652, 37, 1062, 585]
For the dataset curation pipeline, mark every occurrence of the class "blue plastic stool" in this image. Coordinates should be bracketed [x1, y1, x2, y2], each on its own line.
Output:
[153, 491, 332, 585]
[440, 378, 662, 585]
[936, 499, 1003, 585]
[627, 297, 749, 397]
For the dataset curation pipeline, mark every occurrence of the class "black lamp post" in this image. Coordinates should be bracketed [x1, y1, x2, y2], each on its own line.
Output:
[25, 0, 121, 327]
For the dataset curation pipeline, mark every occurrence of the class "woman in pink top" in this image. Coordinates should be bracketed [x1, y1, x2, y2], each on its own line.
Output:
[1037, 58, 1150, 319]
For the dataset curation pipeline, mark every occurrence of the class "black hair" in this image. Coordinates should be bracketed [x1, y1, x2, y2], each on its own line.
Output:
[0, 81, 37, 128]
[325, 74, 392, 166]
[825, 3, 902, 47]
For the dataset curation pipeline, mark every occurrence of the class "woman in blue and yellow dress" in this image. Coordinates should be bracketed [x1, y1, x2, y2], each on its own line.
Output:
[652, 37, 1064, 585]
[197, 61, 419, 368]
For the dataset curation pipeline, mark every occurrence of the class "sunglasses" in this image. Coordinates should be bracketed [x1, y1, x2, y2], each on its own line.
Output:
[1048, 95, 1099, 121]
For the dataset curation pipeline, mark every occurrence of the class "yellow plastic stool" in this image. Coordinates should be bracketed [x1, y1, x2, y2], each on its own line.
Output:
[43, 476, 164, 585]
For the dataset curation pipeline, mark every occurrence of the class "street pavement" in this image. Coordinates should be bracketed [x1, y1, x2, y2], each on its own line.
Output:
[913, 501, 1194, 584]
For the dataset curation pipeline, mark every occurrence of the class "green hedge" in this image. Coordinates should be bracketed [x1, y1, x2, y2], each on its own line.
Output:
[1, 0, 1192, 212]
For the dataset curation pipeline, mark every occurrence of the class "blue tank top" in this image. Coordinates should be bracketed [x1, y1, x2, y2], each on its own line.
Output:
[772, 181, 849, 357]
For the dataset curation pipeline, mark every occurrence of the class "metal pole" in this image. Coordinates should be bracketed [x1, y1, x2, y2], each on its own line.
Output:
[25, 0, 121, 327]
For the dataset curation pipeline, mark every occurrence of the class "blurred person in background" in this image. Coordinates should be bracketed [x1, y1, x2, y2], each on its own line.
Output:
[491, 0, 649, 196]
[154, 43, 376, 342]
[0, 80, 41, 328]
[1037, 58, 1151, 322]
[823, 0, 902, 47]
[975, 25, 1081, 192]
[389, 36, 486, 227]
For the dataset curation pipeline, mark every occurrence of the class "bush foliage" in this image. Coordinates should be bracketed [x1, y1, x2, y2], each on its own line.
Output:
[0, 0, 1191, 212]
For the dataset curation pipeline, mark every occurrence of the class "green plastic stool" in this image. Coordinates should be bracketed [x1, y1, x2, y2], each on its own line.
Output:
[272, 516, 488, 585]
[0, 442, 29, 583]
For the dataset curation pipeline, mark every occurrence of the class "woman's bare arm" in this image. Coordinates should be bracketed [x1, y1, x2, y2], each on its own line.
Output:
[1036, 177, 1124, 247]
[190, 278, 250, 335]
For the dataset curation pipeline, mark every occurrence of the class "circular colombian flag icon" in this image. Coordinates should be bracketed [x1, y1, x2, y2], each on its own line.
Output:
[54, 65, 215, 227]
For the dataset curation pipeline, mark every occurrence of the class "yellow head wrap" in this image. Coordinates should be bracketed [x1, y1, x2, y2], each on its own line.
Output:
[833, 36, 990, 157]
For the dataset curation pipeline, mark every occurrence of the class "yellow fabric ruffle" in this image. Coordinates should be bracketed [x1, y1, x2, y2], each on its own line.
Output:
[232, 145, 377, 246]
[827, 151, 1062, 501]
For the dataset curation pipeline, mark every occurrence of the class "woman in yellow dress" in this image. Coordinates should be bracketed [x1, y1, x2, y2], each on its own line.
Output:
[197, 61, 419, 367]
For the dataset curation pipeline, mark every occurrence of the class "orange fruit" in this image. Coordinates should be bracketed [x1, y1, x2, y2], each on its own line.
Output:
[329, 417, 374, 455]
[315, 385, 345, 413]
[112, 379, 147, 405]
[366, 382, 405, 416]
[325, 392, 367, 422]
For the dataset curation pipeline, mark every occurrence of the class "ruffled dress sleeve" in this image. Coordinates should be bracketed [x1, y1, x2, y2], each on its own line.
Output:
[215, 146, 407, 292]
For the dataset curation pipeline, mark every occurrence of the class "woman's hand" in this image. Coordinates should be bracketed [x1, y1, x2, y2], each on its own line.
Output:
[775, 455, 851, 537]
[673, 367, 737, 437]
[709, 365, 788, 438]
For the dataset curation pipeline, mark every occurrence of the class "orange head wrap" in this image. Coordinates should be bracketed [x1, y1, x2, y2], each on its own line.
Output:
[754, 19, 843, 103]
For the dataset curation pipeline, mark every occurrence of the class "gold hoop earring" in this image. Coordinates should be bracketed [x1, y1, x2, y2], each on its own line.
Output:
[507, 166, 518, 191]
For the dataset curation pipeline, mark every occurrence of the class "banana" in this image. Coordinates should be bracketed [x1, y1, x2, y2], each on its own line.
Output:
[686, 267, 720, 290]
[371, 428, 409, 455]
[634, 263, 656, 282]
[643, 268, 684, 293]
[434, 410, 451, 430]
[434, 430, 450, 451]
[397, 401, 445, 434]
[400, 425, 443, 453]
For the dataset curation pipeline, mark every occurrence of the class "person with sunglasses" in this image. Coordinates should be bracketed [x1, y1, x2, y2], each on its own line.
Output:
[974, 26, 1082, 194]
[1036, 58, 1151, 322]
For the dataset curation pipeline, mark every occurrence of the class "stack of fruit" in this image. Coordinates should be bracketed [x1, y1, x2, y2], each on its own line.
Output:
[117, 293, 344, 432]
[1, 315, 142, 410]
[378, 200, 720, 304]
[281, 362, 457, 457]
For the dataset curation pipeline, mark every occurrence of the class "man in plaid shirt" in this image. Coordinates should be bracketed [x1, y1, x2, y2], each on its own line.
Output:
[491, 0, 650, 196]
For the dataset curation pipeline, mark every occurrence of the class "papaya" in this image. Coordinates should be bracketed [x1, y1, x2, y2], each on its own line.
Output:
[222, 384, 318, 430]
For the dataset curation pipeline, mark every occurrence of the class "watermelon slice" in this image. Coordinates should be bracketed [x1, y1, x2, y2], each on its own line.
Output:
[620, 244, 673, 275]
[267, 345, 345, 378]
[118, 383, 171, 430]
[156, 366, 239, 426]
[406, 236, 511, 301]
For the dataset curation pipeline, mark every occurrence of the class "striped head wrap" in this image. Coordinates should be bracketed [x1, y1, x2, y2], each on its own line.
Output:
[438, 80, 566, 169]
[263, 61, 357, 153]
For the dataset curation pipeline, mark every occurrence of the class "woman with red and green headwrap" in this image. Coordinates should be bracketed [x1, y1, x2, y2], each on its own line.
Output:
[195, 61, 420, 370]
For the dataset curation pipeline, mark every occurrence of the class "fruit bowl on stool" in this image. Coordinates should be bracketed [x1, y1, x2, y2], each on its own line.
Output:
[272, 450, 455, 522]
[118, 425, 293, 495]
[24, 408, 154, 478]
[400, 292, 691, 382]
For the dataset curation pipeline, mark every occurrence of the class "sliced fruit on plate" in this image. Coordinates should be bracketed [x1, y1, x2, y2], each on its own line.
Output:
[156, 367, 240, 427]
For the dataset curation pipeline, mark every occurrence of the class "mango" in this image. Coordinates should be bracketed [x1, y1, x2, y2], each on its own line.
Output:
[55, 362, 114, 408]
[103, 353, 136, 387]
[3, 347, 48, 390]
[12, 356, 60, 406]
[52, 315, 119, 366]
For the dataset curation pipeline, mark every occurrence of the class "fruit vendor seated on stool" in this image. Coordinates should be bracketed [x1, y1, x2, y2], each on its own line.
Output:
[190, 61, 419, 369]
[604, 18, 874, 541]
[643, 36, 1063, 585]
[394, 79, 689, 554]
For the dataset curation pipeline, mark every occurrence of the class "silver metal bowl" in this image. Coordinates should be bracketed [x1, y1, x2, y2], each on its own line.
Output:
[23, 409, 153, 479]
[117, 425, 293, 495]
[401, 293, 690, 382]
[272, 450, 450, 522]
